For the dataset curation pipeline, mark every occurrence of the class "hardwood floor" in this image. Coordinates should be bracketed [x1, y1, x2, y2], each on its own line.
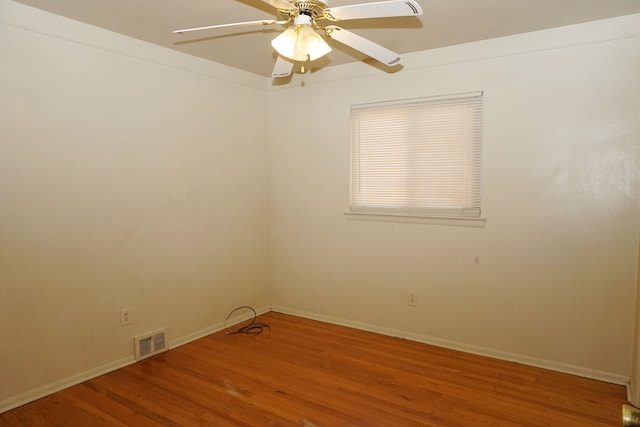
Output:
[1, 311, 627, 426]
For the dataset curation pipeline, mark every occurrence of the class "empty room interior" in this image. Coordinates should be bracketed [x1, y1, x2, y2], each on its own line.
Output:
[1, 0, 640, 425]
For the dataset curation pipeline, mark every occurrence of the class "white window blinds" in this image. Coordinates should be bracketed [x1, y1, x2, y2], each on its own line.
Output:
[350, 92, 483, 218]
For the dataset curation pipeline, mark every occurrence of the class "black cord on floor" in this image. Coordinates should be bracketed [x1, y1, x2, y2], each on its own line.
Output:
[224, 306, 270, 335]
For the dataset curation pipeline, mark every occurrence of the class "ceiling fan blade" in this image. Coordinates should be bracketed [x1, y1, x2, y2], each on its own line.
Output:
[272, 56, 294, 78]
[324, 0, 423, 21]
[325, 26, 402, 66]
[261, 0, 297, 10]
[173, 20, 286, 34]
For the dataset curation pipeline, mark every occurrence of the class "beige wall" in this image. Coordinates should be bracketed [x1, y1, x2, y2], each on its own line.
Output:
[630, 224, 640, 405]
[2, 0, 639, 412]
[0, 1, 270, 410]
[268, 15, 640, 383]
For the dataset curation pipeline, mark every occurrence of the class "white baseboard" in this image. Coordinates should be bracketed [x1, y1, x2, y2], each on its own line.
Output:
[271, 305, 630, 386]
[0, 356, 136, 414]
[2, 303, 627, 414]
[0, 305, 272, 414]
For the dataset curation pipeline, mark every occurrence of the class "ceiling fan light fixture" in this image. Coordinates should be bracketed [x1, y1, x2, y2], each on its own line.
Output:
[296, 24, 332, 61]
[271, 14, 331, 62]
[271, 27, 298, 58]
[175, 0, 424, 78]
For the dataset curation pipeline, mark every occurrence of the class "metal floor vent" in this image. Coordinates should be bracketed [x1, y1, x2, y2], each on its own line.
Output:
[134, 329, 167, 360]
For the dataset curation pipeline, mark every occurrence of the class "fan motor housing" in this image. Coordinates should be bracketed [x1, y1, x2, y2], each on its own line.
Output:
[293, 1, 328, 19]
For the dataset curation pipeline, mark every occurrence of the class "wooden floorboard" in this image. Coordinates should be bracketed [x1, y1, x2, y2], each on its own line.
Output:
[1, 311, 627, 426]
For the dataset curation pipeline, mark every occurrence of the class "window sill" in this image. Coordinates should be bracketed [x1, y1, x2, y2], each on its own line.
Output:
[344, 212, 486, 228]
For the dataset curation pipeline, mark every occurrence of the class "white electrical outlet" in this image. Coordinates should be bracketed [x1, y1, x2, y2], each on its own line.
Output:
[120, 307, 131, 326]
[408, 292, 418, 307]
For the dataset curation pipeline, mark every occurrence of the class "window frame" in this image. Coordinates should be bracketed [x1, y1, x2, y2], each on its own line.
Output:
[348, 92, 485, 224]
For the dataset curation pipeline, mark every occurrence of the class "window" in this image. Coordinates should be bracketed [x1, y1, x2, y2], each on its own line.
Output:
[350, 92, 483, 219]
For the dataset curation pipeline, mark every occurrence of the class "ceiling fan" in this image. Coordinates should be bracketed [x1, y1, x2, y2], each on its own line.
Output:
[173, 0, 423, 78]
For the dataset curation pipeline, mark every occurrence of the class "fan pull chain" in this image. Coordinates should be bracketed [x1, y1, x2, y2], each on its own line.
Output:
[301, 56, 310, 74]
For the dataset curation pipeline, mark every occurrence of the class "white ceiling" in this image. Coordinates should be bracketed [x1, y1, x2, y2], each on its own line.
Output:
[11, 0, 640, 77]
